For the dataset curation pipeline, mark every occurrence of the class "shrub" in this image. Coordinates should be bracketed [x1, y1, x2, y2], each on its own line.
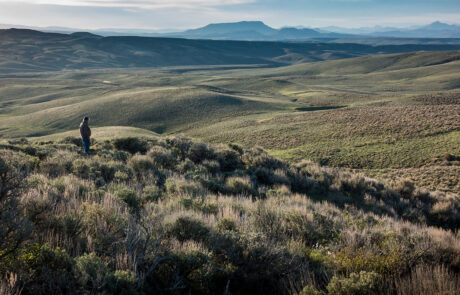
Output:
[74, 252, 108, 291]
[216, 218, 237, 232]
[176, 159, 197, 174]
[148, 146, 176, 169]
[168, 217, 210, 242]
[189, 142, 214, 163]
[252, 202, 283, 239]
[72, 158, 90, 177]
[0, 150, 33, 262]
[266, 185, 291, 197]
[40, 151, 74, 177]
[179, 197, 218, 215]
[392, 178, 416, 198]
[284, 212, 340, 246]
[113, 150, 131, 162]
[326, 271, 383, 295]
[105, 270, 140, 295]
[61, 136, 82, 147]
[114, 187, 141, 214]
[142, 185, 163, 203]
[166, 136, 192, 160]
[165, 178, 201, 197]
[225, 176, 253, 196]
[202, 160, 220, 174]
[242, 147, 285, 170]
[215, 148, 243, 172]
[297, 285, 325, 295]
[128, 154, 154, 175]
[334, 239, 408, 275]
[114, 171, 130, 182]
[20, 244, 76, 294]
[112, 137, 148, 154]
[97, 162, 124, 182]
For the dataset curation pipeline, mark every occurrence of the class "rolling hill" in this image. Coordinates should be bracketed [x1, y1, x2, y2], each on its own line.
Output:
[2, 28, 460, 73]
[1, 51, 458, 192]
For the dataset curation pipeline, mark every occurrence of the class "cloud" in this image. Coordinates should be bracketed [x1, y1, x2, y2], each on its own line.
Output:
[0, 0, 257, 9]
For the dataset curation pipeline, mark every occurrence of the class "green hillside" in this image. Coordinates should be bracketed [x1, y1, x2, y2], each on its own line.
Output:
[1, 29, 460, 73]
[0, 51, 459, 193]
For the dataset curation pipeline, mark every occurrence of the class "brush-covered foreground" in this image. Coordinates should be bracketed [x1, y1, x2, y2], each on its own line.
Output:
[1, 136, 459, 295]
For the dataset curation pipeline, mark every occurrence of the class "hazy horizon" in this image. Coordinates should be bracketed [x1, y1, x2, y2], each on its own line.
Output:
[0, 0, 459, 31]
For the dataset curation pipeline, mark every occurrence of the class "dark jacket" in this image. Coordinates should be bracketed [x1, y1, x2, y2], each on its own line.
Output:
[79, 121, 91, 138]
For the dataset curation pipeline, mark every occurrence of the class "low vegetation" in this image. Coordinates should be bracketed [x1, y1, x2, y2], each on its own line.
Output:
[1, 136, 458, 294]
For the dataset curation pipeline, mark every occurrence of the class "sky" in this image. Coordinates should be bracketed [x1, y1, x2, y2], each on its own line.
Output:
[0, 0, 459, 31]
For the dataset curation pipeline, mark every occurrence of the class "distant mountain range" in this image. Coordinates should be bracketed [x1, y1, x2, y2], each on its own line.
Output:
[164, 21, 350, 40]
[1, 20, 460, 41]
[170, 21, 460, 40]
[320, 21, 460, 38]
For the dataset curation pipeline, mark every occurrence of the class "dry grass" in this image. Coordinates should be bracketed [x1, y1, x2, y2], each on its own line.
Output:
[394, 264, 460, 295]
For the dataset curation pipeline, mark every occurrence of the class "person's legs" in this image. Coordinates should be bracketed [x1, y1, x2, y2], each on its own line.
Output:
[82, 137, 90, 155]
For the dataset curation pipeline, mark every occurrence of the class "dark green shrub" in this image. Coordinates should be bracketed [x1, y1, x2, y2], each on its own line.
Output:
[297, 285, 325, 295]
[148, 146, 176, 169]
[242, 147, 285, 170]
[168, 217, 210, 242]
[189, 142, 214, 163]
[105, 270, 141, 295]
[215, 148, 243, 172]
[114, 171, 130, 182]
[326, 271, 383, 295]
[287, 169, 317, 194]
[176, 159, 197, 174]
[74, 252, 108, 292]
[166, 136, 192, 160]
[61, 136, 82, 147]
[114, 187, 141, 213]
[20, 244, 76, 294]
[202, 160, 220, 174]
[199, 177, 223, 194]
[216, 218, 237, 232]
[0, 150, 34, 264]
[113, 137, 148, 154]
[40, 153, 74, 177]
[179, 197, 218, 215]
[165, 178, 201, 197]
[142, 185, 163, 203]
[285, 212, 340, 246]
[392, 179, 416, 198]
[7, 138, 28, 145]
[24, 145, 38, 156]
[98, 162, 122, 182]
[72, 158, 90, 177]
[128, 154, 154, 175]
[113, 150, 131, 162]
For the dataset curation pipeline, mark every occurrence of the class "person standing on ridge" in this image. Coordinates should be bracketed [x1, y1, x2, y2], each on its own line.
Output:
[79, 116, 91, 155]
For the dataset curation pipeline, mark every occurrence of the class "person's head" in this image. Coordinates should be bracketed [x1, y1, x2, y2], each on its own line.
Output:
[83, 116, 89, 123]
